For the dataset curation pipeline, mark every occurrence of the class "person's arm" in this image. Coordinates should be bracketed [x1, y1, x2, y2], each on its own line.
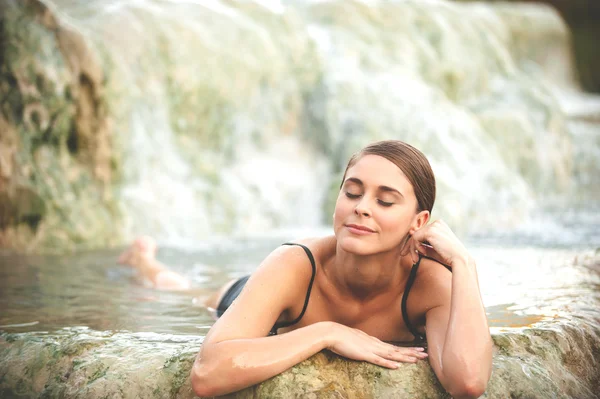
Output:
[193, 321, 330, 396]
[411, 221, 493, 399]
[423, 258, 492, 399]
[191, 245, 427, 397]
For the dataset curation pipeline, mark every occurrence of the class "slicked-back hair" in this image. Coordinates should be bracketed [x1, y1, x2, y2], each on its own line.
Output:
[340, 140, 436, 214]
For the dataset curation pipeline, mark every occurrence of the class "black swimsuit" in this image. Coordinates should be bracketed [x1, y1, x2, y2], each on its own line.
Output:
[216, 243, 316, 336]
[216, 243, 433, 341]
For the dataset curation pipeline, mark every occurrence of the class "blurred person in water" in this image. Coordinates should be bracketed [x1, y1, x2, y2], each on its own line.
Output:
[118, 140, 493, 399]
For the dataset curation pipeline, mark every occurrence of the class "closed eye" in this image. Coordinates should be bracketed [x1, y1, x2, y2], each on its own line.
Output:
[377, 200, 393, 207]
[345, 192, 361, 199]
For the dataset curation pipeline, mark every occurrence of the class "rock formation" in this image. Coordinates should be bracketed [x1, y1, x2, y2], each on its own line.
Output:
[1, 318, 599, 398]
[0, 0, 121, 252]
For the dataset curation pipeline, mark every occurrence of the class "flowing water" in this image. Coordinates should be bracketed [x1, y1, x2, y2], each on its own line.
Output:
[38, 0, 600, 243]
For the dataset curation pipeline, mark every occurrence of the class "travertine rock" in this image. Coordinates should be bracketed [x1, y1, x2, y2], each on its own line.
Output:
[1, 316, 599, 398]
[0, 0, 121, 252]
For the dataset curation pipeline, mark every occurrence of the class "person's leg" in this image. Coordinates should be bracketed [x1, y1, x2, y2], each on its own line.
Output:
[118, 236, 191, 290]
[118, 236, 242, 316]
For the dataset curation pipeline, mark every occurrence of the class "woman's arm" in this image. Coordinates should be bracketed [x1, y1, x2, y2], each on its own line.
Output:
[424, 258, 492, 399]
[411, 221, 493, 399]
[191, 245, 427, 397]
[193, 321, 329, 397]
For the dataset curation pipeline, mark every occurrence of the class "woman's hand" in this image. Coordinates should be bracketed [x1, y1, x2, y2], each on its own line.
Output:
[410, 220, 471, 269]
[326, 322, 428, 368]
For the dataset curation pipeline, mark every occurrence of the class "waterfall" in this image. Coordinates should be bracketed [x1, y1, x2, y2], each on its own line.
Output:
[40, 0, 600, 243]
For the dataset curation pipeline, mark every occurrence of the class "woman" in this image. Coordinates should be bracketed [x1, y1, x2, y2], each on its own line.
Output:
[119, 140, 493, 398]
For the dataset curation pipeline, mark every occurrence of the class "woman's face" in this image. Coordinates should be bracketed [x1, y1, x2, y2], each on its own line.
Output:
[333, 154, 427, 256]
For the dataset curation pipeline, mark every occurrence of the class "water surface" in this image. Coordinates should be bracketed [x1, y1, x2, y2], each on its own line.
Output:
[1, 230, 598, 340]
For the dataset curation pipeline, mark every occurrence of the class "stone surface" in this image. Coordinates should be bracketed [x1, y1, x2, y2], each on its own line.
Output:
[1, 320, 599, 398]
[0, 0, 122, 252]
[0, 329, 199, 398]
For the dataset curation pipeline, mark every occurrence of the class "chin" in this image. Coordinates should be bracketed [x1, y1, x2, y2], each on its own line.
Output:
[337, 235, 380, 256]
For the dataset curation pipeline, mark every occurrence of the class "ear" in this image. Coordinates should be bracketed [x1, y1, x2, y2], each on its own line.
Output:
[409, 210, 430, 235]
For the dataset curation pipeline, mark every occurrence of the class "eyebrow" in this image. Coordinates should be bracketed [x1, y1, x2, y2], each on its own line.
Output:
[344, 177, 404, 198]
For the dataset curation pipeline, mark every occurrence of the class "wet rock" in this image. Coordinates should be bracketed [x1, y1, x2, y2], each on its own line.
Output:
[1, 320, 599, 398]
[0, 329, 200, 398]
[0, 0, 121, 252]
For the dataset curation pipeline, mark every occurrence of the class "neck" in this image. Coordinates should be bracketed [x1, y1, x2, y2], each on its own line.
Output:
[328, 242, 410, 302]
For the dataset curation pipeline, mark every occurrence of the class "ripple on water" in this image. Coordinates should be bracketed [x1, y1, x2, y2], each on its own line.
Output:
[0, 239, 598, 339]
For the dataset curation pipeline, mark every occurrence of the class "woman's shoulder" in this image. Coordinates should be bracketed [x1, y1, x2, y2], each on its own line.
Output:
[253, 236, 334, 283]
[411, 256, 452, 308]
[279, 235, 336, 264]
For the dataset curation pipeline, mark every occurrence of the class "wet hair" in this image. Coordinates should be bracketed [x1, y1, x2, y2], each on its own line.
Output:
[340, 140, 436, 213]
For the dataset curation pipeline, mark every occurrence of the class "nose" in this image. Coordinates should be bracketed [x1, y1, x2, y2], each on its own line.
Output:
[354, 197, 372, 218]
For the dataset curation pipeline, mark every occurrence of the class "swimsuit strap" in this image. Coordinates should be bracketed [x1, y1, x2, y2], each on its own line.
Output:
[422, 254, 452, 272]
[272, 243, 317, 330]
[401, 255, 426, 342]
[401, 254, 452, 342]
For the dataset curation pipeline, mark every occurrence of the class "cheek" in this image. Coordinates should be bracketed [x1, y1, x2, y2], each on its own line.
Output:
[377, 210, 412, 236]
[333, 194, 351, 224]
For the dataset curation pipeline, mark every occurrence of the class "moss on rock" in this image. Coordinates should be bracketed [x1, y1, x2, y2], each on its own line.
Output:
[1, 317, 599, 398]
[0, 0, 122, 252]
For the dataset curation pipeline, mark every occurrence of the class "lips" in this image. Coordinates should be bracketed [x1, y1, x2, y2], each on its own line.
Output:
[345, 224, 375, 233]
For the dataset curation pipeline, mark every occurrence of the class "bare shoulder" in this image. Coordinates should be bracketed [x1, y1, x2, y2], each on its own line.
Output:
[202, 240, 325, 343]
[412, 257, 452, 311]
[252, 243, 314, 286]
[250, 237, 331, 295]
[286, 235, 335, 256]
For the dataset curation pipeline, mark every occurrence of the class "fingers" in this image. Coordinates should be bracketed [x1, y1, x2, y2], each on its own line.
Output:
[373, 342, 428, 365]
[412, 220, 450, 264]
[410, 223, 429, 244]
[410, 233, 437, 262]
[335, 327, 428, 369]
[369, 355, 401, 369]
[409, 237, 436, 264]
[415, 241, 437, 259]
[409, 239, 419, 264]
[377, 346, 428, 362]
[411, 230, 434, 257]
[369, 348, 428, 369]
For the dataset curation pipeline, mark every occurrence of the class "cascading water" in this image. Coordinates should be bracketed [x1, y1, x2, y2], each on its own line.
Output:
[37, 0, 600, 244]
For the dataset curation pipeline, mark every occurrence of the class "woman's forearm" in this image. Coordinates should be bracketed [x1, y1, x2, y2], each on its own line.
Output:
[191, 322, 333, 397]
[440, 258, 493, 397]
